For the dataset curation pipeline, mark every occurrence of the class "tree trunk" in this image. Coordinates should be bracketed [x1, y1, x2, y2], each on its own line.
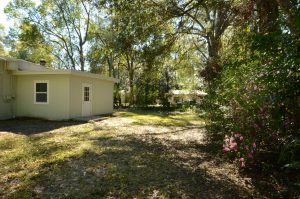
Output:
[107, 53, 114, 77]
[129, 68, 134, 106]
[199, 4, 231, 82]
[79, 48, 85, 71]
[200, 35, 222, 82]
[145, 78, 149, 106]
[256, 0, 280, 33]
[70, 58, 76, 70]
[126, 53, 135, 106]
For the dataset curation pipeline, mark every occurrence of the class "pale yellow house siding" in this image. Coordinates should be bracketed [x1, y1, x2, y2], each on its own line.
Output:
[0, 57, 117, 120]
[90, 78, 114, 115]
[69, 76, 114, 118]
[0, 60, 15, 119]
[15, 75, 70, 120]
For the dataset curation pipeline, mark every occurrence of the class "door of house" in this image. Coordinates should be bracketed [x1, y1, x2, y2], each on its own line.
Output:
[82, 83, 92, 117]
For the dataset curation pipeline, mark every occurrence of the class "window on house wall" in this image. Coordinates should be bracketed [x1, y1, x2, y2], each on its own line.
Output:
[34, 81, 49, 104]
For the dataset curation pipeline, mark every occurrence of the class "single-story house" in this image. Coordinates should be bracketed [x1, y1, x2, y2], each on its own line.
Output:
[167, 90, 207, 105]
[0, 57, 118, 120]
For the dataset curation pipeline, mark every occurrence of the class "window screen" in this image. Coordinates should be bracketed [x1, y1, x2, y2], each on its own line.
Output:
[36, 83, 47, 92]
[35, 82, 48, 103]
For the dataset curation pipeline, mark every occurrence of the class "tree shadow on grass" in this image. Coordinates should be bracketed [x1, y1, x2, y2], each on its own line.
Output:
[240, 163, 300, 199]
[0, 118, 85, 135]
[4, 134, 252, 199]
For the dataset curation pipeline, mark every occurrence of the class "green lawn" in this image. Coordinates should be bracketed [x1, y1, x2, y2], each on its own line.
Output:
[0, 111, 251, 198]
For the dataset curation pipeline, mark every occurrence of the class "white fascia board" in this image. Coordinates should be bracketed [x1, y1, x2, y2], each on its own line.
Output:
[12, 69, 119, 83]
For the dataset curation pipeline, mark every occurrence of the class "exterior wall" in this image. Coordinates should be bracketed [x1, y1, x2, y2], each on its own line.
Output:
[0, 60, 15, 120]
[69, 76, 114, 118]
[15, 74, 70, 120]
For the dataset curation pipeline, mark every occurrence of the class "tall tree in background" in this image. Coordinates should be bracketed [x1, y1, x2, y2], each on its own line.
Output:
[5, 0, 94, 70]
[101, 0, 177, 105]
[156, 0, 236, 82]
[4, 22, 54, 65]
[0, 24, 6, 56]
[88, 10, 119, 78]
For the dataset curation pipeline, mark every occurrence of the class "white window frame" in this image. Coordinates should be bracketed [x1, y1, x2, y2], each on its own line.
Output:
[34, 80, 49, 104]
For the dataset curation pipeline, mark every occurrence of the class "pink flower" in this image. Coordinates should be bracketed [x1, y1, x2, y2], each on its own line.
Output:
[239, 136, 243, 141]
[229, 141, 237, 150]
[224, 138, 230, 143]
[241, 161, 246, 168]
[252, 143, 256, 149]
[234, 133, 241, 138]
[239, 157, 246, 168]
[224, 135, 230, 143]
[223, 147, 230, 152]
[229, 137, 235, 143]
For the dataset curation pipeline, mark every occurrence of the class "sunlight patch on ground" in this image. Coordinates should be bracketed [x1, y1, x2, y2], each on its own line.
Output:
[0, 111, 253, 198]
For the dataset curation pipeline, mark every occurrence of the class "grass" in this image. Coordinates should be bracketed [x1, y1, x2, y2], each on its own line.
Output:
[0, 111, 252, 198]
[115, 111, 205, 126]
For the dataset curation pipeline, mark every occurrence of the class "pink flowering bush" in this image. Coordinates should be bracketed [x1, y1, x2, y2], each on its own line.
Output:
[200, 25, 298, 181]
[223, 133, 256, 168]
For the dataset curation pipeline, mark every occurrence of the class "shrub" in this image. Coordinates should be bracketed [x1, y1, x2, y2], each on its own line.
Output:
[223, 133, 257, 168]
[203, 31, 299, 169]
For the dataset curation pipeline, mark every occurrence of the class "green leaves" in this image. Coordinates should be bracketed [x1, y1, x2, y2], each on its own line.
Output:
[203, 3, 300, 186]
[4, 0, 35, 19]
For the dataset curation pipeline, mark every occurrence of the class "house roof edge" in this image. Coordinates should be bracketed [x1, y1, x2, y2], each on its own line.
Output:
[12, 70, 119, 83]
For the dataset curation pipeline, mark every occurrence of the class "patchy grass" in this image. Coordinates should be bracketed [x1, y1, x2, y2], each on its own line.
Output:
[115, 111, 205, 126]
[0, 111, 254, 198]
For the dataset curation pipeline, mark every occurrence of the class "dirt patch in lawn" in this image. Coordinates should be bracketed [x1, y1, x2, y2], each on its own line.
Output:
[0, 111, 276, 198]
[0, 118, 84, 135]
